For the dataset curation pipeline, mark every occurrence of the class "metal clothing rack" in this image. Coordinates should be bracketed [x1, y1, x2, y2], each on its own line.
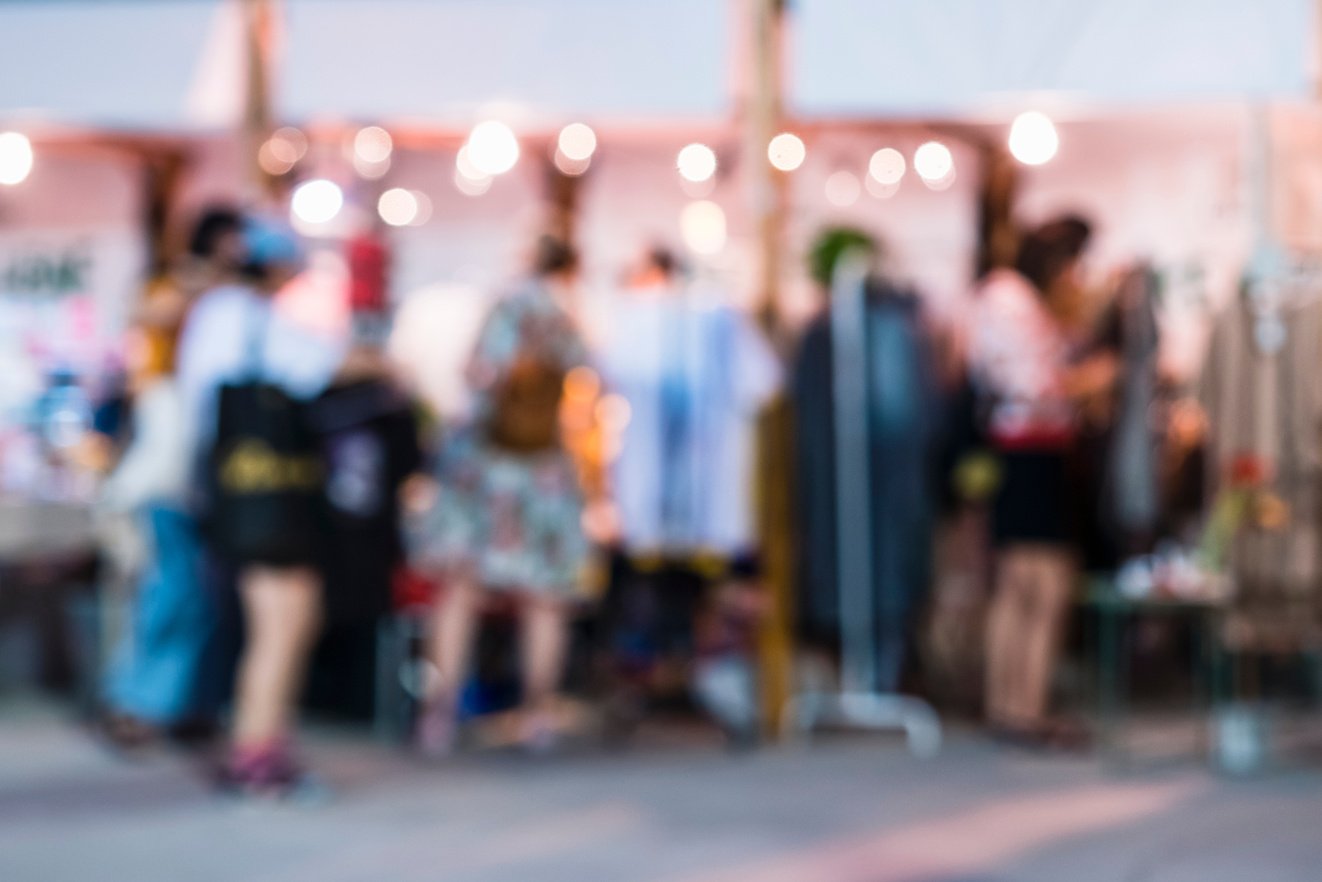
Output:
[784, 252, 942, 757]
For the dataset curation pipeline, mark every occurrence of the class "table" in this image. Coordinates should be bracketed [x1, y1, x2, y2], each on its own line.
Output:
[1083, 580, 1228, 767]
[0, 499, 99, 695]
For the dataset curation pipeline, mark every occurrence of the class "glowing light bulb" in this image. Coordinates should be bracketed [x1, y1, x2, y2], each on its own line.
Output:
[767, 133, 806, 172]
[378, 188, 419, 227]
[557, 123, 597, 162]
[914, 141, 954, 183]
[677, 143, 717, 183]
[680, 200, 727, 255]
[354, 126, 393, 164]
[258, 128, 306, 176]
[1008, 111, 1059, 166]
[868, 147, 906, 185]
[465, 121, 520, 176]
[290, 179, 343, 225]
[0, 132, 34, 186]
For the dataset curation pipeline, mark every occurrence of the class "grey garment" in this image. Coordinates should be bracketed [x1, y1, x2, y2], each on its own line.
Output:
[1105, 267, 1162, 541]
[1199, 287, 1322, 597]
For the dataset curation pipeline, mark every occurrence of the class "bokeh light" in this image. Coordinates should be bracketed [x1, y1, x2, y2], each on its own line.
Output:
[353, 154, 391, 180]
[680, 200, 727, 255]
[354, 126, 393, 164]
[466, 121, 520, 176]
[290, 179, 344, 225]
[677, 143, 718, 183]
[378, 188, 419, 227]
[0, 132, 34, 186]
[914, 141, 955, 183]
[455, 167, 493, 197]
[824, 170, 861, 207]
[258, 128, 306, 176]
[866, 176, 901, 199]
[868, 147, 906, 185]
[1008, 111, 1059, 166]
[557, 123, 597, 162]
[767, 133, 806, 172]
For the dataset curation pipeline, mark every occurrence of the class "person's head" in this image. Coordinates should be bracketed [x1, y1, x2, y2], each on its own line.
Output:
[628, 245, 681, 288]
[241, 218, 305, 294]
[187, 206, 246, 272]
[807, 226, 880, 291]
[531, 234, 580, 284]
[1015, 215, 1092, 306]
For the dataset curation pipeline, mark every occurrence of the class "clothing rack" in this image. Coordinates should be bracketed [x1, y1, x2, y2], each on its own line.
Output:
[784, 252, 941, 757]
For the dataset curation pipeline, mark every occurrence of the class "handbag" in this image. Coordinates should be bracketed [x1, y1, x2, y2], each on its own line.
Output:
[483, 351, 566, 454]
[204, 303, 325, 565]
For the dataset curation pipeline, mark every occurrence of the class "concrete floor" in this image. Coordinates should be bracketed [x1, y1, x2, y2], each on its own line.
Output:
[2, 701, 1321, 882]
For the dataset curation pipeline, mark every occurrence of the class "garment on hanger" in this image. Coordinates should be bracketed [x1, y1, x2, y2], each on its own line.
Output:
[792, 279, 939, 675]
[1199, 277, 1322, 603]
[600, 282, 780, 559]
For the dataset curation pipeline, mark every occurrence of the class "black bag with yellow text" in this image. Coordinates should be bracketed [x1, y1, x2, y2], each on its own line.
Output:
[206, 378, 325, 566]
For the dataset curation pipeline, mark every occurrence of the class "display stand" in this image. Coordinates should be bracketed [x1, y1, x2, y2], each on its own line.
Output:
[784, 253, 942, 757]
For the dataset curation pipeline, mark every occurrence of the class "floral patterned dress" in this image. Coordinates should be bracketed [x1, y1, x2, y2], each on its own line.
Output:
[413, 282, 590, 598]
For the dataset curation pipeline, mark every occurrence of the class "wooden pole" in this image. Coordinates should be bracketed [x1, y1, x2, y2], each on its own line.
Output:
[241, 0, 277, 202]
[744, 0, 796, 739]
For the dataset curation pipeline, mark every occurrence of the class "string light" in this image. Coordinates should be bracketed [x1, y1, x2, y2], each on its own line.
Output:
[0, 132, 34, 186]
[868, 147, 906, 185]
[680, 200, 727, 254]
[557, 123, 597, 162]
[378, 188, 419, 226]
[290, 179, 344, 225]
[1008, 111, 1059, 166]
[767, 133, 806, 172]
[677, 143, 718, 183]
[465, 121, 520, 176]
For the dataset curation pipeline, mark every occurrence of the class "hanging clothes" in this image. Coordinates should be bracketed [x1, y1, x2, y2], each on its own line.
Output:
[1199, 281, 1322, 611]
[1105, 268, 1162, 543]
[791, 279, 939, 684]
[600, 282, 781, 559]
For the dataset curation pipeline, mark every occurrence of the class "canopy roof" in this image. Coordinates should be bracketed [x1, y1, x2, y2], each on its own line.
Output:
[792, 0, 1317, 117]
[0, 0, 1315, 132]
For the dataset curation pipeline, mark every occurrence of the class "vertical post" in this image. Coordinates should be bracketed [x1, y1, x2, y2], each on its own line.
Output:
[743, 0, 795, 737]
[241, 0, 277, 201]
[747, 0, 787, 331]
[974, 142, 1018, 280]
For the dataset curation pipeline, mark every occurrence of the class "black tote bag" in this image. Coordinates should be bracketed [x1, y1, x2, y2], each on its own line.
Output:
[204, 306, 326, 566]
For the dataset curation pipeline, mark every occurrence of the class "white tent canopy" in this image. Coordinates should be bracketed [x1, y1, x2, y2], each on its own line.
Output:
[0, 0, 731, 132]
[792, 0, 1317, 117]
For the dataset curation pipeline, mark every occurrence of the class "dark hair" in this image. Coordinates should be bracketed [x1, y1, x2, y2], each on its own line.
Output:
[807, 226, 880, 289]
[645, 245, 679, 279]
[187, 206, 244, 259]
[532, 235, 579, 278]
[1015, 215, 1092, 294]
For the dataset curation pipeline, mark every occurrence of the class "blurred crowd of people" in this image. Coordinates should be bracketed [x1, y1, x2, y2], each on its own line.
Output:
[79, 201, 1209, 798]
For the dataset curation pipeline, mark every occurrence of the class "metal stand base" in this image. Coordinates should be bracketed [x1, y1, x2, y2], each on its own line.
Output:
[785, 690, 943, 758]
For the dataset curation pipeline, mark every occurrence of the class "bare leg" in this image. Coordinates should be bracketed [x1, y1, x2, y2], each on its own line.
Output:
[232, 565, 322, 749]
[1015, 547, 1074, 725]
[985, 550, 1030, 726]
[425, 574, 482, 711]
[520, 595, 569, 715]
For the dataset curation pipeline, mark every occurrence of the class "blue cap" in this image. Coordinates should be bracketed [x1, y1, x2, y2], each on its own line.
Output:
[243, 217, 304, 271]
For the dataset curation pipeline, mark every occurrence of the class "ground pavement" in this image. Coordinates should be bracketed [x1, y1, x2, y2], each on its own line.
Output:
[1, 700, 1320, 882]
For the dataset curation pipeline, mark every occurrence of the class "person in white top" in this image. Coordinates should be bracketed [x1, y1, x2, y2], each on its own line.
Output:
[175, 218, 345, 796]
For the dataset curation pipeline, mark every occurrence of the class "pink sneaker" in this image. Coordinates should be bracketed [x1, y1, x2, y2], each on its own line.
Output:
[414, 701, 457, 759]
